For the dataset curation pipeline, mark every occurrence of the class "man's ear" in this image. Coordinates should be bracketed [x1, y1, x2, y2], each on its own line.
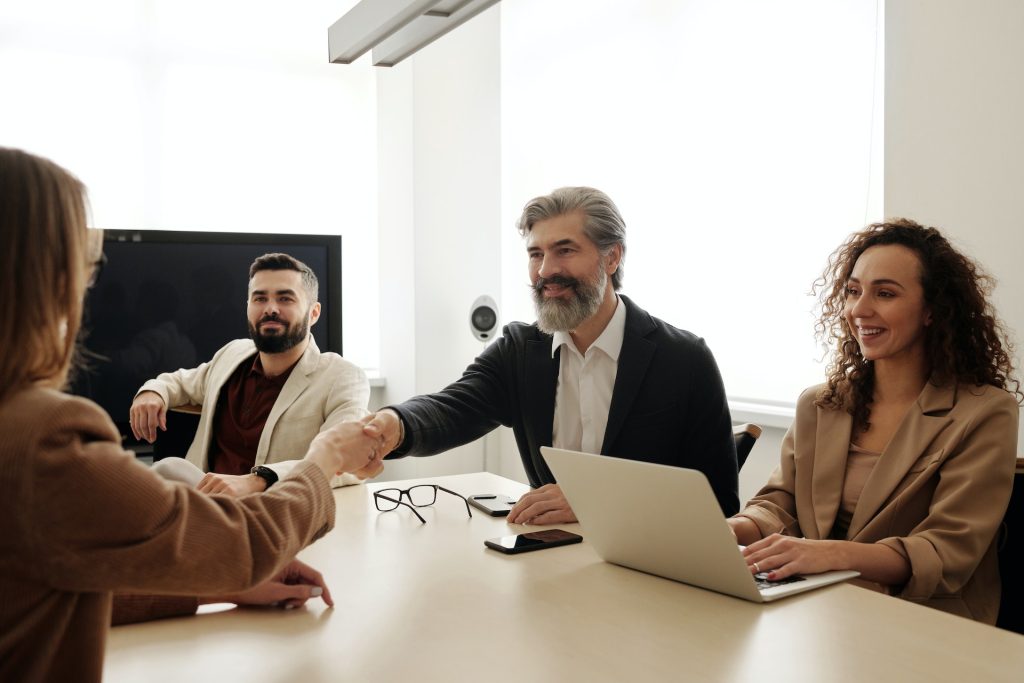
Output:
[308, 301, 322, 327]
[605, 244, 623, 275]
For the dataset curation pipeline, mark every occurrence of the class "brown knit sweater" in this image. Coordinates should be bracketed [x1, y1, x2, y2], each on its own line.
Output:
[0, 387, 336, 682]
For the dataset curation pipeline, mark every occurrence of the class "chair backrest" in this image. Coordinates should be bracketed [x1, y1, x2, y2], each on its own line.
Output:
[996, 458, 1024, 634]
[732, 423, 762, 471]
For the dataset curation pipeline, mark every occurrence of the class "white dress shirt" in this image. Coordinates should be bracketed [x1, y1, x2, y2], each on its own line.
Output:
[550, 296, 627, 454]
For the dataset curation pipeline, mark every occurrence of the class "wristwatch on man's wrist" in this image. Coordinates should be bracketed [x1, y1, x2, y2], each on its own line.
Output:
[250, 465, 279, 490]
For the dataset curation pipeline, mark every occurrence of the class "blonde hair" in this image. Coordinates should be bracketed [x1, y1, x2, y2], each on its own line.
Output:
[0, 147, 89, 403]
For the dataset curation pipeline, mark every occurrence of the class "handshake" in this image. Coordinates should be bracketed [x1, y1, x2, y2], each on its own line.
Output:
[303, 410, 405, 482]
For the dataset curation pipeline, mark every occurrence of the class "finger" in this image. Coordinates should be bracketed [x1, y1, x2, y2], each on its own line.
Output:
[318, 581, 334, 608]
[136, 411, 150, 442]
[196, 475, 220, 494]
[289, 563, 334, 608]
[129, 411, 142, 441]
[742, 533, 780, 555]
[144, 410, 158, 443]
[353, 460, 384, 480]
[525, 509, 565, 525]
[509, 499, 555, 525]
[159, 407, 167, 432]
[277, 584, 321, 606]
[506, 495, 537, 522]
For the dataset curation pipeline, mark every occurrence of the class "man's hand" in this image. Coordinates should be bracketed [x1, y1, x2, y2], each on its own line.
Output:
[304, 420, 385, 480]
[129, 391, 167, 443]
[506, 484, 577, 525]
[206, 558, 334, 610]
[196, 472, 267, 496]
[361, 409, 404, 457]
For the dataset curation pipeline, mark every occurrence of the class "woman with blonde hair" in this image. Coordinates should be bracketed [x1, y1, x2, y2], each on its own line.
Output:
[0, 147, 382, 681]
[729, 219, 1020, 623]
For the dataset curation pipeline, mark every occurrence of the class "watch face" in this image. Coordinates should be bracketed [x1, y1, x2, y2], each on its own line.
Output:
[251, 466, 278, 486]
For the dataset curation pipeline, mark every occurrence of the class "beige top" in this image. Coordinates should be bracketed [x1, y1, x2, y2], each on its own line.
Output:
[0, 387, 336, 682]
[831, 442, 883, 539]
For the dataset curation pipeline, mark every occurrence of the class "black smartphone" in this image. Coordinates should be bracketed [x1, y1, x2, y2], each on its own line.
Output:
[484, 529, 583, 554]
[468, 494, 519, 517]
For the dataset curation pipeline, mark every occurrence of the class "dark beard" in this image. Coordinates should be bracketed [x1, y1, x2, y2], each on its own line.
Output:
[248, 315, 309, 354]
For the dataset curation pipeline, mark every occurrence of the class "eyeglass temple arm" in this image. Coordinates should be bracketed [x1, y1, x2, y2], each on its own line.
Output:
[436, 485, 474, 518]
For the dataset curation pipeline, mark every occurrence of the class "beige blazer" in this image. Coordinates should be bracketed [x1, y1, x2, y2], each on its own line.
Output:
[738, 381, 1019, 623]
[138, 338, 370, 486]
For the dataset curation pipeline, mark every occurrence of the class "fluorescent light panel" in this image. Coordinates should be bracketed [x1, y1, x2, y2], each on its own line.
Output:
[371, 0, 499, 66]
[328, 0, 443, 64]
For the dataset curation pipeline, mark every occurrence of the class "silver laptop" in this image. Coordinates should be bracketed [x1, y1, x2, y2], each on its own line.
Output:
[541, 447, 859, 603]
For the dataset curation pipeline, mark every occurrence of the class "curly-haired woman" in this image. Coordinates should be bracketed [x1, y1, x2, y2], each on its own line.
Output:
[728, 219, 1021, 623]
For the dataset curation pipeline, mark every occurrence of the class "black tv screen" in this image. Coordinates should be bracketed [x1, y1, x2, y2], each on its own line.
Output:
[72, 229, 342, 440]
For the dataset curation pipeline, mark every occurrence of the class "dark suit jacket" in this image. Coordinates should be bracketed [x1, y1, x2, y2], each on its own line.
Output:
[389, 295, 739, 515]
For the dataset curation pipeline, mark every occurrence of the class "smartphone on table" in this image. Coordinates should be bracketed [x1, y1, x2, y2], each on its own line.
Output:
[484, 529, 583, 554]
[468, 494, 519, 517]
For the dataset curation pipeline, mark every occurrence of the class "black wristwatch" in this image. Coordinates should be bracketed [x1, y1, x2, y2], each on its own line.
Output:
[250, 465, 279, 490]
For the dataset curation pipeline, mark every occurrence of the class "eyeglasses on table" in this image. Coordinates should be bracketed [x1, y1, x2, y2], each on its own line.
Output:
[373, 484, 473, 524]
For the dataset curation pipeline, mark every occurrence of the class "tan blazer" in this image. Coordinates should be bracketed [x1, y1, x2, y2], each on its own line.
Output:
[0, 387, 335, 682]
[137, 338, 369, 486]
[738, 381, 1019, 623]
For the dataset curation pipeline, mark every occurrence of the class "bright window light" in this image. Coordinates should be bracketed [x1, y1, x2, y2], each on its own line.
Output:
[501, 0, 883, 407]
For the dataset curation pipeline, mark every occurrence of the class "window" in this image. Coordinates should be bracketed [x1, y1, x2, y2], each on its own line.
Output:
[500, 0, 883, 408]
[0, 0, 379, 369]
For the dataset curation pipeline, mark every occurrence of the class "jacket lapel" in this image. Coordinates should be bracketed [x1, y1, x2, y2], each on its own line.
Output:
[525, 337, 558, 481]
[601, 296, 656, 454]
[256, 340, 319, 461]
[847, 382, 955, 538]
[810, 403, 852, 539]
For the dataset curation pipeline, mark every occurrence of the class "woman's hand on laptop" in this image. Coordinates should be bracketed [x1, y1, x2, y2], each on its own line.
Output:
[741, 534, 842, 580]
[507, 484, 578, 525]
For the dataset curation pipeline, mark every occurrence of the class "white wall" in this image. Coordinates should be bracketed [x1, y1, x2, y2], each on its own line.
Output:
[742, 0, 1024, 504]
[885, 0, 1024, 451]
[373, 6, 508, 481]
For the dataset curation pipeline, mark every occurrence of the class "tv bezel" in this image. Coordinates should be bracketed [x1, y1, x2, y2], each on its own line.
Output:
[100, 228, 343, 355]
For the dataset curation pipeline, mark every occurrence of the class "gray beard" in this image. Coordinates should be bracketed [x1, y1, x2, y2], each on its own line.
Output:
[533, 269, 606, 334]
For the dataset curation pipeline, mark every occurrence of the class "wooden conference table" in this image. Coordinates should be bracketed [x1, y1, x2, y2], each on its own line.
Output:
[104, 472, 1024, 682]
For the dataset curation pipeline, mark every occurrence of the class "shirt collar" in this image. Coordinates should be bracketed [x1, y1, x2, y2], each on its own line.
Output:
[248, 353, 301, 384]
[550, 295, 627, 361]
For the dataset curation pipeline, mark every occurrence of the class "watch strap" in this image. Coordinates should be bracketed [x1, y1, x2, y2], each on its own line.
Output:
[250, 465, 279, 489]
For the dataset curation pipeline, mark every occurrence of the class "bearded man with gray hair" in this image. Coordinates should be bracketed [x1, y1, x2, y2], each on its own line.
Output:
[364, 187, 738, 522]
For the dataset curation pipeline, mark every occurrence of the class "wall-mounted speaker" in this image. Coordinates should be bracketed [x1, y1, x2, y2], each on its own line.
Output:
[469, 295, 499, 341]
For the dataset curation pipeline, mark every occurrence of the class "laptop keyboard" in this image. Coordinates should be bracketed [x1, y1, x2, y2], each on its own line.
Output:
[754, 573, 806, 590]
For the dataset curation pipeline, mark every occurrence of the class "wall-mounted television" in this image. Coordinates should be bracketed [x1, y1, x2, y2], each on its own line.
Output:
[71, 229, 342, 444]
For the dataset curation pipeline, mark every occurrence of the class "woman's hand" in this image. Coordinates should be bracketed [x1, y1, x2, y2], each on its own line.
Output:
[741, 534, 912, 584]
[741, 534, 843, 580]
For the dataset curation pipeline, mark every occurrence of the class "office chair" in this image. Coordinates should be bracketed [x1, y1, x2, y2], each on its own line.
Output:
[996, 458, 1024, 634]
[733, 423, 762, 471]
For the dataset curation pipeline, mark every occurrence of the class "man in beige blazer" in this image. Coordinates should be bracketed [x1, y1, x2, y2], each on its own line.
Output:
[736, 381, 1018, 624]
[130, 253, 370, 495]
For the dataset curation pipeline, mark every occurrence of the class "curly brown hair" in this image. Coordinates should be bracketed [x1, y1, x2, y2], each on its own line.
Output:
[813, 218, 1021, 431]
